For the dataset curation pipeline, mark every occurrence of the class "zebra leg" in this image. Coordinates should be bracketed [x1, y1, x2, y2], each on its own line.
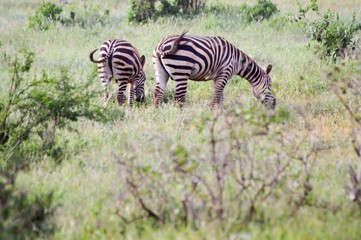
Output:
[174, 79, 189, 108]
[128, 82, 135, 107]
[98, 62, 112, 102]
[212, 79, 228, 107]
[116, 80, 127, 106]
[153, 55, 169, 107]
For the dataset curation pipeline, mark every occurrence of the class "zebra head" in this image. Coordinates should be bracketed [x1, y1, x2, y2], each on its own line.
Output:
[135, 55, 146, 102]
[252, 64, 276, 110]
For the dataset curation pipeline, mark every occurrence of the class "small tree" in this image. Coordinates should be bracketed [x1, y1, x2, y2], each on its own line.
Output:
[240, 0, 279, 22]
[128, 0, 204, 23]
[28, 1, 63, 30]
[0, 48, 109, 238]
[327, 67, 361, 204]
[308, 12, 361, 62]
[296, 0, 361, 62]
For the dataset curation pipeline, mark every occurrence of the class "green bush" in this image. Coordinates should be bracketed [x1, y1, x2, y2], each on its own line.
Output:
[128, 0, 204, 24]
[293, 0, 361, 62]
[0, 50, 55, 238]
[28, 1, 63, 30]
[62, 3, 110, 28]
[128, 0, 156, 24]
[0, 47, 114, 238]
[297, 0, 318, 19]
[0, 176, 55, 239]
[159, 0, 204, 15]
[240, 0, 279, 22]
[115, 102, 338, 230]
[158, 0, 180, 16]
[207, 2, 235, 15]
[1, 58, 108, 167]
[29, 1, 110, 30]
[308, 12, 361, 62]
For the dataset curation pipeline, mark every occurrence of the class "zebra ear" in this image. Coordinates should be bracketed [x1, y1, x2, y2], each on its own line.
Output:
[140, 55, 146, 67]
[265, 64, 272, 75]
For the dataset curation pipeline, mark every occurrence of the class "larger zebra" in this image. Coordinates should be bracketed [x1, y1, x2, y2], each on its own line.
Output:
[89, 39, 146, 106]
[153, 30, 276, 109]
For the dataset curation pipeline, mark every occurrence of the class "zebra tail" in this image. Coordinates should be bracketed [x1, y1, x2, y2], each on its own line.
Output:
[161, 29, 189, 56]
[89, 49, 106, 64]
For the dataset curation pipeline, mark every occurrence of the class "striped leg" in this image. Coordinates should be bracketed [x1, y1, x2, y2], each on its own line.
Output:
[128, 82, 135, 107]
[116, 80, 127, 106]
[212, 78, 228, 107]
[98, 62, 112, 101]
[174, 79, 189, 107]
[153, 55, 169, 107]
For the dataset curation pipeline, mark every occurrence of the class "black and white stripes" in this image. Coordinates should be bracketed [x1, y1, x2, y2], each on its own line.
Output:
[89, 32, 276, 110]
[153, 31, 276, 109]
[89, 39, 146, 106]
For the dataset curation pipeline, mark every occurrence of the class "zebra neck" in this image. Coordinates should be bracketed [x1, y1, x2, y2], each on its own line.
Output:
[238, 53, 263, 87]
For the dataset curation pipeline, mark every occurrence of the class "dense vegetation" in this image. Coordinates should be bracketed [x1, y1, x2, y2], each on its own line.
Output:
[1, 0, 360, 239]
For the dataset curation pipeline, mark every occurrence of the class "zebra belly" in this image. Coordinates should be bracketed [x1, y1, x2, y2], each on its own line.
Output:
[189, 64, 216, 81]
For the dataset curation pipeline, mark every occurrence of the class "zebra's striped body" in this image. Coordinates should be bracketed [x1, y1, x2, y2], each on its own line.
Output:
[153, 31, 276, 109]
[89, 39, 146, 106]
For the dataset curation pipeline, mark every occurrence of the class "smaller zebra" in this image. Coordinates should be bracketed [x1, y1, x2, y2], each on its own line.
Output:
[89, 39, 146, 106]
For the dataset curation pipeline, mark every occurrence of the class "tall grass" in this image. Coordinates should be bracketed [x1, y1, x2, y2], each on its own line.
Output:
[1, 0, 361, 239]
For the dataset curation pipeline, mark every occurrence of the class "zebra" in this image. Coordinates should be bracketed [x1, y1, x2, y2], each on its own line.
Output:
[89, 39, 146, 106]
[153, 30, 276, 109]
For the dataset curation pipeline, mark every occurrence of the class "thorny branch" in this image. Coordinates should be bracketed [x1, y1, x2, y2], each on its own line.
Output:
[329, 69, 361, 204]
[125, 178, 163, 222]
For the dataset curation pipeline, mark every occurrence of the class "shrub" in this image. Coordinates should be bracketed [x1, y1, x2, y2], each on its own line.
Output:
[240, 0, 279, 22]
[294, 0, 361, 62]
[0, 48, 112, 238]
[128, 0, 157, 24]
[1, 52, 107, 167]
[64, 3, 110, 28]
[207, 2, 235, 15]
[308, 12, 361, 62]
[0, 176, 55, 239]
[128, 0, 204, 24]
[29, 1, 110, 30]
[28, 1, 63, 30]
[327, 67, 361, 204]
[0, 49, 54, 238]
[297, 0, 318, 19]
[159, 0, 204, 15]
[115, 103, 331, 230]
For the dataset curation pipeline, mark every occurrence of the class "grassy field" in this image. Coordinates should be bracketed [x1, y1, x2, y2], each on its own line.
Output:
[1, 0, 361, 239]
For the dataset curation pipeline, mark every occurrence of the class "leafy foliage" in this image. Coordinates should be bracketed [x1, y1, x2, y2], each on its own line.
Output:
[308, 12, 361, 62]
[115, 104, 330, 230]
[1, 50, 108, 168]
[0, 176, 55, 239]
[295, 0, 361, 62]
[296, 0, 319, 19]
[327, 66, 361, 204]
[240, 0, 279, 22]
[128, 0, 157, 24]
[206, 1, 236, 15]
[62, 3, 110, 28]
[128, 0, 204, 23]
[28, 1, 63, 30]
[28, 1, 110, 30]
[0, 49, 111, 238]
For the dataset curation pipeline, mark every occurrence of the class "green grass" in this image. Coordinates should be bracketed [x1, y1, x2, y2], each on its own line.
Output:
[2, 0, 361, 239]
